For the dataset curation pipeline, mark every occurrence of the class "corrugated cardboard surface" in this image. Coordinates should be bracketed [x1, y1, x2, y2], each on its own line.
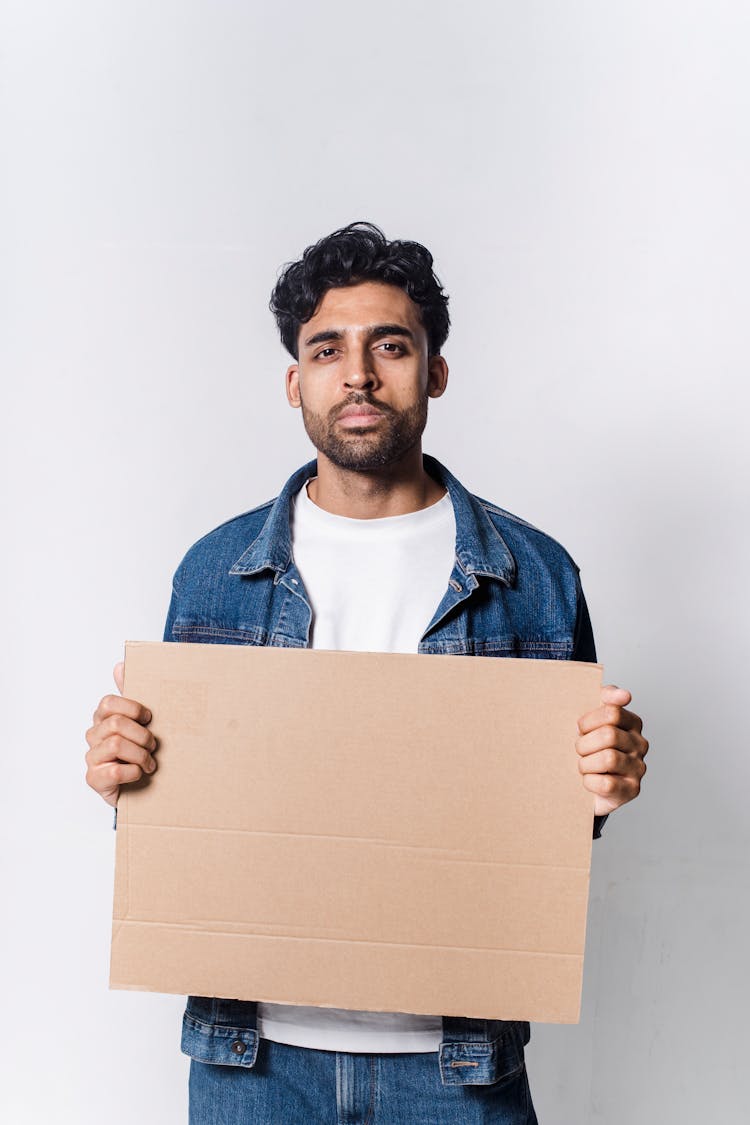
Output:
[111, 642, 601, 1023]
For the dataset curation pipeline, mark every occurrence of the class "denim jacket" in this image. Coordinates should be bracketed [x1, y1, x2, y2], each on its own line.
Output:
[163, 454, 603, 1086]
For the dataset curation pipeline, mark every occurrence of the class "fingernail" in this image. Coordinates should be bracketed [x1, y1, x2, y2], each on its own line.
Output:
[144, 709, 152, 723]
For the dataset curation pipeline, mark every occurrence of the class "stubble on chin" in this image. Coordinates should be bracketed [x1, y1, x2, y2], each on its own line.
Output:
[299, 396, 429, 472]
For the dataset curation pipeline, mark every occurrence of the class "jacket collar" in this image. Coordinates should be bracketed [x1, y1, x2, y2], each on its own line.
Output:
[229, 454, 516, 586]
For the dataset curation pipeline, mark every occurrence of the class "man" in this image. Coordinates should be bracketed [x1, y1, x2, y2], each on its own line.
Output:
[85, 222, 648, 1124]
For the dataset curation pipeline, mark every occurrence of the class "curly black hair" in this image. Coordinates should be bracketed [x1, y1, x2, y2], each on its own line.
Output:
[269, 221, 450, 359]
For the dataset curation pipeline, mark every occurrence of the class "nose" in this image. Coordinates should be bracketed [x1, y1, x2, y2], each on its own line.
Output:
[342, 345, 378, 390]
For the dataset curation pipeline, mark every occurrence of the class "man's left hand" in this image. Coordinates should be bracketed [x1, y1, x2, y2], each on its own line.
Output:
[576, 685, 649, 816]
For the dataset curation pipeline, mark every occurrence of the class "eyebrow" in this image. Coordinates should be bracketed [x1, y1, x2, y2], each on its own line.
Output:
[302, 324, 416, 348]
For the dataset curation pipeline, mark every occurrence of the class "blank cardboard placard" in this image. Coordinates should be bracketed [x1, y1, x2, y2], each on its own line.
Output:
[111, 642, 601, 1022]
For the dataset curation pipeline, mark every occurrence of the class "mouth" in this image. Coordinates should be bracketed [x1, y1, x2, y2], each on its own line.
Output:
[336, 402, 386, 428]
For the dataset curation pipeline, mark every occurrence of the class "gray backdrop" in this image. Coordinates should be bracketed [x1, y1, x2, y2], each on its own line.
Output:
[2, 2, 747, 1122]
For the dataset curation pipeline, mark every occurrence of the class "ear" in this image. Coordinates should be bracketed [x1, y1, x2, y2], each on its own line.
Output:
[427, 355, 449, 399]
[286, 363, 301, 408]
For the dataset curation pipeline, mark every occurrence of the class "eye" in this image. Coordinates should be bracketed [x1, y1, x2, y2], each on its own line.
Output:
[377, 342, 405, 354]
[314, 347, 338, 360]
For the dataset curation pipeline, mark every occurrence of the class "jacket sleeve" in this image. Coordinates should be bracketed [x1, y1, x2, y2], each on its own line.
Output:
[162, 567, 182, 643]
[572, 575, 608, 840]
[572, 578, 597, 664]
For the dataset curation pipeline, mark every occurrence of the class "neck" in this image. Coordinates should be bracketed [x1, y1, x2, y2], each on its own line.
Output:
[306, 446, 445, 519]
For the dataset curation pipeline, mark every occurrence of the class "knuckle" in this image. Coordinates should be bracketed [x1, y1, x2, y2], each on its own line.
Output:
[606, 749, 620, 772]
[87, 767, 105, 792]
[108, 713, 125, 735]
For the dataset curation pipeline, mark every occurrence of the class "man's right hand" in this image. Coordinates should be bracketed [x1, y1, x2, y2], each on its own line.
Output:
[85, 662, 158, 807]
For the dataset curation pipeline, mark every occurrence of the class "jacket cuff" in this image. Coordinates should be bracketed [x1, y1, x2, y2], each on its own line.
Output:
[593, 814, 608, 839]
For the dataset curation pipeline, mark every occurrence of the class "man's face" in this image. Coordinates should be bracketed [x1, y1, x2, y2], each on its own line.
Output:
[285, 281, 448, 472]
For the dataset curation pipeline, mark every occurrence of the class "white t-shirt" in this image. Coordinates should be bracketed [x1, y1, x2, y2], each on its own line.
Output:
[256, 480, 457, 1053]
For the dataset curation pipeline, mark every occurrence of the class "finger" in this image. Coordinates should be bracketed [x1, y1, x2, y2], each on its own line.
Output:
[85, 728, 156, 771]
[84, 724, 155, 769]
[578, 703, 644, 736]
[92, 693, 152, 726]
[86, 736, 157, 773]
[578, 748, 646, 778]
[86, 714, 157, 758]
[86, 759, 148, 796]
[576, 725, 642, 756]
[582, 771, 641, 804]
[113, 661, 125, 694]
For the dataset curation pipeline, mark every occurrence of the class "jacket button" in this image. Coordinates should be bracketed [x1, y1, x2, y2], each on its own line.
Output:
[230, 1039, 246, 1055]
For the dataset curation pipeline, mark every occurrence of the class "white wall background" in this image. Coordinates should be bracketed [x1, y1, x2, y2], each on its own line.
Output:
[2, 2, 748, 1121]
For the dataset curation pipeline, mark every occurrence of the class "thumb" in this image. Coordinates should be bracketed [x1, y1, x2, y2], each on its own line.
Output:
[113, 661, 125, 694]
[601, 683, 632, 706]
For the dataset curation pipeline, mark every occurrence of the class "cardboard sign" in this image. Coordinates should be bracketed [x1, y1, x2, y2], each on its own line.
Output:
[111, 642, 601, 1023]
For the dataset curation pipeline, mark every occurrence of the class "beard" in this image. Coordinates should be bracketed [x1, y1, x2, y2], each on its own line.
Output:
[299, 391, 429, 471]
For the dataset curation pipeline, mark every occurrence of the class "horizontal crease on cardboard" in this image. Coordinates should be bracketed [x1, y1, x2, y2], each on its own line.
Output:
[112, 919, 584, 958]
[126, 824, 589, 871]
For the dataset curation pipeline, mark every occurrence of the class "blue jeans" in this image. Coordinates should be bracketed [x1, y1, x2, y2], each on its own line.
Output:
[189, 1039, 538, 1124]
